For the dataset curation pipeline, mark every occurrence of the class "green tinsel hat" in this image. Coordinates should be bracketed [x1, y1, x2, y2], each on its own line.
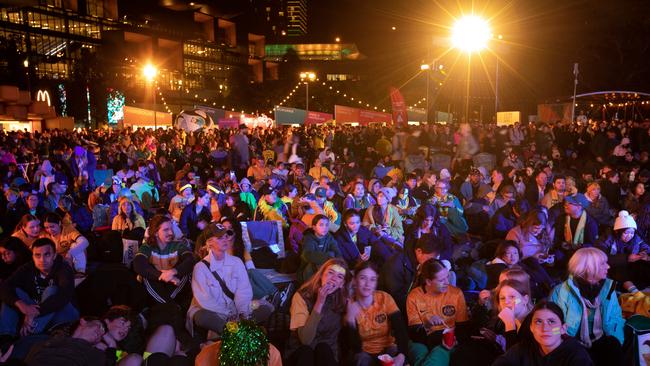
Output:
[219, 320, 269, 366]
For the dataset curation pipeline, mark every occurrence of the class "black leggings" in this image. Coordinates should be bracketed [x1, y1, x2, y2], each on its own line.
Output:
[289, 343, 338, 366]
[588, 335, 623, 366]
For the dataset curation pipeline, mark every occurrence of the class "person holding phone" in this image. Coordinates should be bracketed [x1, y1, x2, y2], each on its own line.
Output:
[286, 258, 350, 366]
[335, 209, 388, 268]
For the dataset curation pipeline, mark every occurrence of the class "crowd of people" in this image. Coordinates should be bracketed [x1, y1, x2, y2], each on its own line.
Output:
[0, 119, 649, 366]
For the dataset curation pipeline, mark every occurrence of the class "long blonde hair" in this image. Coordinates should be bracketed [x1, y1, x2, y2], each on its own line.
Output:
[298, 258, 350, 313]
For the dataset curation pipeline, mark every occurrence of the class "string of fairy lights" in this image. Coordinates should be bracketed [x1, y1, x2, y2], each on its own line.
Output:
[271, 78, 390, 114]
[157, 84, 260, 116]
[411, 97, 427, 108]
[156, 75, 467, 117]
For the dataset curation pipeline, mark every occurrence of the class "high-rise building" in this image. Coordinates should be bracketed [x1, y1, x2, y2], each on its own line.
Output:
[0, 0, 279, 125]
[253, 0, 306, 38]
[286, 0, 306, 36]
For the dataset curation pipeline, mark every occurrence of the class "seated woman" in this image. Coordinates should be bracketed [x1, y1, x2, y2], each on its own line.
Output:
[343, 181, 376, 214]
[344, 261, 409, 366]
[597, 210, 650, 289]
[0, 237, 32, 281]
[406, 259, 469, 363]
[187, 224, 273, 340]
[486, 240, 555, 301]
[168, 181, 194, 223]
[506, 209, 553, 262]
[335, 209, 392, 268]
[111, 197, 146, 234]
[134, 215, 195, 307]
[286, 258, 350, 366]
[485, 241, 522, 290]
[179, 188, 212, 242]
[221, 192, 252, 222]
[492, 300, 594, 366]
[362, 188, 404, 244]
[298, 215, 341, 283]
[454, 279, 533, 365]
[431, 180, 468, 237]
[549, 247, 624, 366]
[12, 214, 42, 248]
[405, 204, 453, 261]
[41, 212, 90, 274]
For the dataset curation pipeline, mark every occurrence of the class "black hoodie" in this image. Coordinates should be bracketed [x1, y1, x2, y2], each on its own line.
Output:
[492, 336, 594, 366]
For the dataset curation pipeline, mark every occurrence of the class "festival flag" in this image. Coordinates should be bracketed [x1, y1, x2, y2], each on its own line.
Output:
[390, 87, 408, 127]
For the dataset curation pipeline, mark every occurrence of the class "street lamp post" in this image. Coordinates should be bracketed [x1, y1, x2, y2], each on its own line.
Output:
[143, 63, 158, 129]
[420, 63, 431, 121]
[451, 15, 491, 122]
[299, 71, 316, 112]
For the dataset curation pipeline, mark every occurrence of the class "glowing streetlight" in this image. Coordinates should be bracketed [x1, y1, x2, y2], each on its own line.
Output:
[143, 63, 158, 129]
[143, 63, 157, 81]
[335, 37, 341, 43]
[420, 64, 431, 71]
[451, 15, 491, 121]
[300, 71, 316, 112]
[451, 15, 491, 53]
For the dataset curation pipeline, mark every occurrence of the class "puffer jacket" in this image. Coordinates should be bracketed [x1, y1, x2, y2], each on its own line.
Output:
[549, 276, 624, 344]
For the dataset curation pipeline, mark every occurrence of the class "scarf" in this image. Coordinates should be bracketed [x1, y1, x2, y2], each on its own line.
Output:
[574, 276, 605, 348]
[564, 210, 587, 248]
[578, 295, 604, 348]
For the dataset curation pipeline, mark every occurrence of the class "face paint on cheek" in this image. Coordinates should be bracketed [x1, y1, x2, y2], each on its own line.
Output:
[514, 298, 521, 305]
[551, 327, 562, 335]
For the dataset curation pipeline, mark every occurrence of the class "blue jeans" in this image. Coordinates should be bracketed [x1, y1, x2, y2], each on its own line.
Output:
[0, 287, 79, 336]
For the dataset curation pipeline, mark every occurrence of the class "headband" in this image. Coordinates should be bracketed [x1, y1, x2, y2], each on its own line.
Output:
[179, 184, 193, 192]
[329, 264, 346, 275]
[207, 184, 221, 195]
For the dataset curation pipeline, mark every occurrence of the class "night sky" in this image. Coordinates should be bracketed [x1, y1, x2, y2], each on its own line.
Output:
[309, 0, 650, 109]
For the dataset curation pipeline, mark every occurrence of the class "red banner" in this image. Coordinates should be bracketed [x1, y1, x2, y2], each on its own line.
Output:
[305, 111, 333, 125]
[334, 105, 360, 124]
[359, 110, 391, 124]
[390, 87, 408, 127]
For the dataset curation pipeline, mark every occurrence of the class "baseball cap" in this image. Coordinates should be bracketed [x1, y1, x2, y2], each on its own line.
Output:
[315, 187, 327, 198]
[54, 172, 68, 186]
[208, 224, 235, 239]
[564, 195, 583, 207]
[260, 185, 277, 196]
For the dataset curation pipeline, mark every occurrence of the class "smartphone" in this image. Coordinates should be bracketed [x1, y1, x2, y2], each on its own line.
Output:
[363, 246, 372, 258]
[230, 171, 236, 179]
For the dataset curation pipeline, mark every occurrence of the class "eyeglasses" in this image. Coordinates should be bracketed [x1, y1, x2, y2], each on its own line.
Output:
[222, 229, 235, 237]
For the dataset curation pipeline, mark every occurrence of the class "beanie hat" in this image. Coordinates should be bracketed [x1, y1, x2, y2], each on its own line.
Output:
[614, 210, 636, 231]
[439, 169, 451, 181]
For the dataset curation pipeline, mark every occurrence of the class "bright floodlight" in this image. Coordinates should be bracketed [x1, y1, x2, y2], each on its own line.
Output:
[299, 71, 316, 81]
[451, 15, 491, 53]
[143, 64, 157, 81]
